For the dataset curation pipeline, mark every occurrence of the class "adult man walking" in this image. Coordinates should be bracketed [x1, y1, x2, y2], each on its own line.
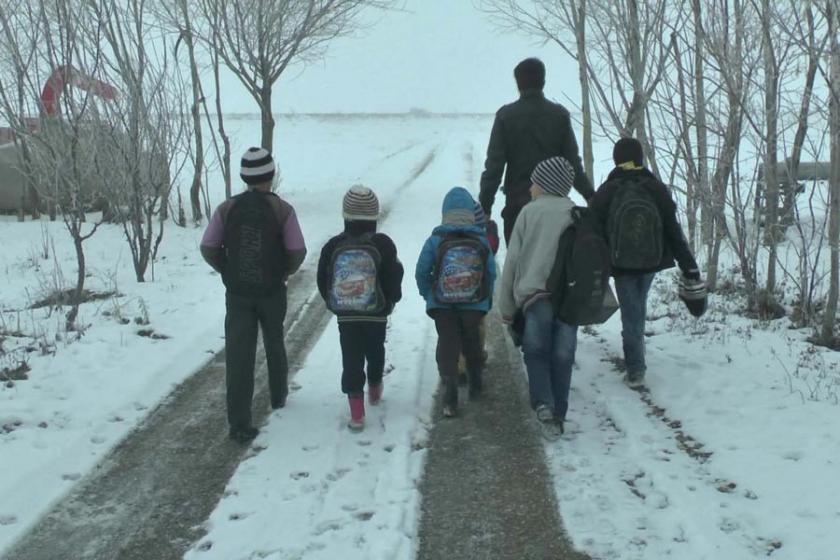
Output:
[201, 147, 307, 442]
[479, 57, 594, 244]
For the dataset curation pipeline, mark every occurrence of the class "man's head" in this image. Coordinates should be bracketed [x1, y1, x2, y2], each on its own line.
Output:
[530, 156, 575, 199]
[613, 137, 645, 170]
[240, 147, 276, 191]
[514, 58, 545, 92]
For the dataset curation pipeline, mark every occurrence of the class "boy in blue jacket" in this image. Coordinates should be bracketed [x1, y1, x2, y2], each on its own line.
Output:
[416, 187, 497, 417]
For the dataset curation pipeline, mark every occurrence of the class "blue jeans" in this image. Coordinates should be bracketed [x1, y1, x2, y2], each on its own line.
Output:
[614, 273, 656, 376]
[522, 299, 578, 420]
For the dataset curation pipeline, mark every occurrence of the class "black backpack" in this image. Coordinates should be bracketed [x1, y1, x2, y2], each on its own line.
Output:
[222, 191, 285, 296]
[548, 207, 617, 326]
[606, 179, 664, 270]
[327, 233, 387, 316]
[433, 232, 490, 305]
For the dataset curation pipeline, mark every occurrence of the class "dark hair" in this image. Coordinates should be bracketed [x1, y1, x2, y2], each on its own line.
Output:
[612, 137, 645, 167]
[514, 58, 545, 91]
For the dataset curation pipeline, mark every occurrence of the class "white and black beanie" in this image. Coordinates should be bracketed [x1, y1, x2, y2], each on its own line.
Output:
[240, 147, 276, 186]
[343, 185, 380, 221]
[530, 156, 575, 197]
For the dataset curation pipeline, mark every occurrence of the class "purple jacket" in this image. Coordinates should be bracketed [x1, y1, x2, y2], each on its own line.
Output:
[200, 192, 307, 279]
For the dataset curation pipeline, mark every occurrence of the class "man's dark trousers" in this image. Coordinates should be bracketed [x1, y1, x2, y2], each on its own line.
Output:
[225, 288, 288, 430]
[338, 321, 387, 395]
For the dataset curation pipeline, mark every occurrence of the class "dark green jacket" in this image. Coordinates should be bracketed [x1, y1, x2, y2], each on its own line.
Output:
[479, 90, 594, 215]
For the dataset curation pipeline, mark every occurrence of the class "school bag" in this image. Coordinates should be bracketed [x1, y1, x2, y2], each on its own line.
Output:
[222, 191, 285, 296]
[433, 232, 490, 305]
[547, 207, 617, 326]
[606, 178, 664, 270]
[327, 234, 387, 316]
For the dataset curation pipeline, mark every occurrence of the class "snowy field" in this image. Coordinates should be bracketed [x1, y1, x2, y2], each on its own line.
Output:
[2, 114, 840, 559]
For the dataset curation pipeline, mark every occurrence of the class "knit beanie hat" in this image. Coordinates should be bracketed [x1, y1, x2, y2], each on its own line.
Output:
[613, 137, 644, 169]
[343, 185, 380, 221]
[240, 147, 275, 186]
[679, 276, 708, 318]
[473, 201, 488, 228]
[530, 156, 575, 197]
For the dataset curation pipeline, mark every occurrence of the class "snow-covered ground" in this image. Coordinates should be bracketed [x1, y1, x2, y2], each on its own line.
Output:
[2, 115, 840, 559]
[0, 114, 494, 556]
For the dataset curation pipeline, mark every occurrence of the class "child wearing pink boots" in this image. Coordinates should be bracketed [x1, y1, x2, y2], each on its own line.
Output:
[317, 186, 404, 431]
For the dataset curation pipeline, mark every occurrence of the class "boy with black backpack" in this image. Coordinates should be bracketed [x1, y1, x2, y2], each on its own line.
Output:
[201, 147, 307, 443]
[416, 187, 497, 418]
[499, 156, 580, 434]
[317, 186, 403, 431]
[589, 138, 702, 388]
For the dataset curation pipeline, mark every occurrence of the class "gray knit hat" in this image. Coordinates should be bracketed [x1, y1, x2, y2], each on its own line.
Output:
[343, 185, 379, 221]
[240, 147, 275, 186]
[531, 156, 575, 197]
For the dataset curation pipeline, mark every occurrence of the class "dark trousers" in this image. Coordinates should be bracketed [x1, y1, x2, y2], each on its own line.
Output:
[431, 309, 484, 404]
[502, 202, 525, 246]
[224, 289, 288, 430]
[338, 321, 387, 396]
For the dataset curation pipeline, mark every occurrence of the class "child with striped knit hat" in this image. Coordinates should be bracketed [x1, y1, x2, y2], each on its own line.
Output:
[317, 186, 404, 431]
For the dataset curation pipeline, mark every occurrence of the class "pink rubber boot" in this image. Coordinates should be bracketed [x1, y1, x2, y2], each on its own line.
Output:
[368, 383, 383, 405]
[348, 395, 365, 431]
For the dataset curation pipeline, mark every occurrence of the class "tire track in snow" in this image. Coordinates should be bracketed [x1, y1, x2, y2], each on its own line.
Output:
[2, 145, 441, 560]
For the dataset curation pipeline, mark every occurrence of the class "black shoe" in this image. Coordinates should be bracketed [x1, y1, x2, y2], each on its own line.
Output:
[443, 377, 458, 415]
[228, 426, 259, 443]
[271, 395, 287, 410]
[468, 371, 483, 400]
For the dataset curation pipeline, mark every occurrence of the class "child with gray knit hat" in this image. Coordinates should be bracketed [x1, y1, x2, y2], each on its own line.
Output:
[499, 156, 579, 436]
[316, 185, 404, 431]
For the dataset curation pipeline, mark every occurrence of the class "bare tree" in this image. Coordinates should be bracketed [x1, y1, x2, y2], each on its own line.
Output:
[89, 0, 191, 282]
[820, 0, 840, 344]
[479, 0, 595, 183]
[0, 0, 111, 330]
[156, 0, 206, 224]
[195, 0, 391, 152]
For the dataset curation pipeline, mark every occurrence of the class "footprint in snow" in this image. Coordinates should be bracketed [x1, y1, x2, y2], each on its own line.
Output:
[383, 444, 395, 453]
[290, 471, 310, 480]
[62, 473, 81, 481]
[353, 511, 375, 522]
[326, 468, 350, 482]
[312, 520, 342, 536]
[228, 512, 249, 521]
[90, 436, 106, 444]
[0, 515, 17, 526]
[196, 541, 212, 552]
[302, 444, 319, 452]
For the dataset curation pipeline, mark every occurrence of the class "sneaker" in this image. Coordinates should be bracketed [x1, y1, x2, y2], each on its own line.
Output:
[348, 395, 365, 432]
[623, 372, 646, 389]
[442, 377, 458, 417]
[368, 384, 383, 405]
[271, 395, 287, 410]
[535, 404, 554, 423]
[228, 426, 259, 443]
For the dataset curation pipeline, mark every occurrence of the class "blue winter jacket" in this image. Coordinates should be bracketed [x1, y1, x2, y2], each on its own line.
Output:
[415, 187, 497, 313]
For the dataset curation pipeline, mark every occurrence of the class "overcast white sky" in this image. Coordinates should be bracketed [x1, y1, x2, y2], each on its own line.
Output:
[217, 0, 582, 115]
